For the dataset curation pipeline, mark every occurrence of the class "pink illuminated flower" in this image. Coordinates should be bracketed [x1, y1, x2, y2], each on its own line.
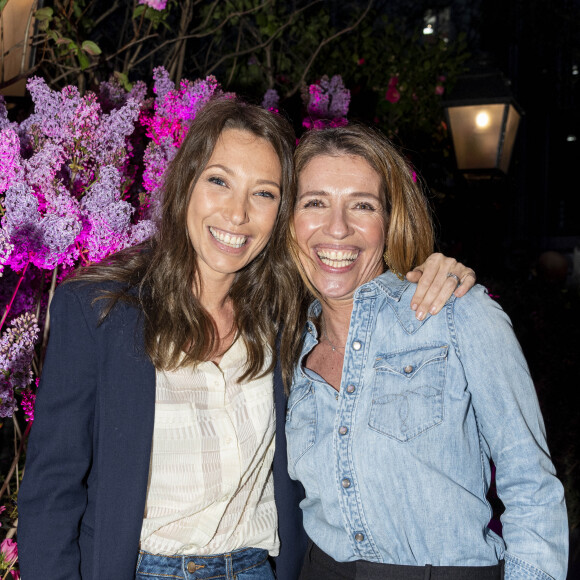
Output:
[138, 0, 167, 10]
[385, 86, 401, 103]
[435, 85, 445, 96]
[0, 538, 17, 565]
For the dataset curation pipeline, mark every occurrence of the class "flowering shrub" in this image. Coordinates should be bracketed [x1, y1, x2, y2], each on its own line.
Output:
[301, 75, 350, 129]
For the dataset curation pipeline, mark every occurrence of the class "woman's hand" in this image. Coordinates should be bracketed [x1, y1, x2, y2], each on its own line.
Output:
[405, 253, 476, 320]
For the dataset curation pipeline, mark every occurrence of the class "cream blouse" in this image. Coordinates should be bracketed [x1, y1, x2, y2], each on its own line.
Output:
[139, 338, 279, 556]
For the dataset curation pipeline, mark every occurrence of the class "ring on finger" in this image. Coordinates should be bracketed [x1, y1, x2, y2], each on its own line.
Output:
[446, 272, 461, 286]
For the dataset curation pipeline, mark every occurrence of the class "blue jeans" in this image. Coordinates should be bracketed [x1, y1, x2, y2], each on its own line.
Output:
[135, 548, 275, 580]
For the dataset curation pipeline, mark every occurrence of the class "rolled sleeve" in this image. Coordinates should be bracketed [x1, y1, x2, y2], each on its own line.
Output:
[452, 287, 568, 580]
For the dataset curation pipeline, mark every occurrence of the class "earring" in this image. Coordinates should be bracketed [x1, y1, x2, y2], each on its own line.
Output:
[383, 250, 405, 281]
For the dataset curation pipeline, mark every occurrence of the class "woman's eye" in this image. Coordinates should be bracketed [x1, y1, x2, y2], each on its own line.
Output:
[254, 190, 275, 199]
[303, 199, 324, 208]
[355, 202, 375, 211]
[208, 176, 226, 187]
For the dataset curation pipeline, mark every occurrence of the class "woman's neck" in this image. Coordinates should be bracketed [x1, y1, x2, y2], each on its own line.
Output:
[318, 300, 352, 348]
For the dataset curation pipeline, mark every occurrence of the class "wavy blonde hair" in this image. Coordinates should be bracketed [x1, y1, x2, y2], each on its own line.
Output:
[280, 124, 435, 388]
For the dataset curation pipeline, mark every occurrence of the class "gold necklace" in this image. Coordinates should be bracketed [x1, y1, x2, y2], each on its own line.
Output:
[321, 321, 345, 352]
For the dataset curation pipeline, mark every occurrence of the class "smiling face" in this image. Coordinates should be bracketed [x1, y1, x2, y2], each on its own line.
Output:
[293, 153, 387, 304]
[187, 128, 282, 286]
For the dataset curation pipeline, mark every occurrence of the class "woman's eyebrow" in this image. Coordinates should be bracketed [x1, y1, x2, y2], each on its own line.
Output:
[204, 163, 280, 189]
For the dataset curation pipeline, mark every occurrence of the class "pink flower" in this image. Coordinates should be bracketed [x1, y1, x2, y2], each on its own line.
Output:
[388, 76, 399, 88]
[10, 571, 19, 580]
[385, 86, 401, 103]
[435, 84, 445, 96]
[1, 538, 17, 564]
[358, 58, 365, 66]
[138, 0, 167, 10]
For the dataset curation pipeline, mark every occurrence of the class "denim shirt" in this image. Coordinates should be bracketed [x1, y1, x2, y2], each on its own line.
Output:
[285, 272, 568, 580]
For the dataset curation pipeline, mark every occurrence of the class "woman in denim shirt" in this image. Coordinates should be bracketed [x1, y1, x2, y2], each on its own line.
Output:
[282, 124, 568, 579]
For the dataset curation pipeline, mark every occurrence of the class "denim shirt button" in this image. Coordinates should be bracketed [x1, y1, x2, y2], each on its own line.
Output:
[346, 384, 356, 393]
[352, 341, 362, 351]
[404, 365, 414, 373]
[355, 533, 365, 542]
[341, 478, 351, 488]
[339, 426, 348, 435]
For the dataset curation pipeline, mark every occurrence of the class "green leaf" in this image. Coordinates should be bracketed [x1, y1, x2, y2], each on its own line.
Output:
[34, 6, 53, 21]
[0, 0, 9, 12]
[81, 40, 101, 56]
[77, 51, 90, 70]
[114, 71, 132, 91]
[56, 36, 73, 45]
[133, 5, 146, 18]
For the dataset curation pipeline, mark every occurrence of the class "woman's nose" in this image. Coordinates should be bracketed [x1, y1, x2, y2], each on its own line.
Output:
[225, 193, 249, 225]
[324, 206, 351, 238]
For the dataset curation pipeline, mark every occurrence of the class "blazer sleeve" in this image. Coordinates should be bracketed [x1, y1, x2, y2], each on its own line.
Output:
[18, 283, 99, 580]
[452, 287, 568, 580]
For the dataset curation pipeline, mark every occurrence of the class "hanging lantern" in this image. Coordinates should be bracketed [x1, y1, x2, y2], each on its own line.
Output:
[444, 72, 523, 177]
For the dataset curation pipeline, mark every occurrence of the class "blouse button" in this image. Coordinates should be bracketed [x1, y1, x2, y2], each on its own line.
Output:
[338, 426, 348, 435]
[346, 384, 355, 393]
[341, 478, 351, 488]
[404, 365, 413, 374]
[355, 533, 365, 542]
[352, 341, 362, 351]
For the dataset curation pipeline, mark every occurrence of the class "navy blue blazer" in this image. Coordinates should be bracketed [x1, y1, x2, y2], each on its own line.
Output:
[18, 282, 306, 579]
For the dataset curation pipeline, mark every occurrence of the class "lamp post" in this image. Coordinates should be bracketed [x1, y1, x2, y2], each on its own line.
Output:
[443, 72, 522, 178]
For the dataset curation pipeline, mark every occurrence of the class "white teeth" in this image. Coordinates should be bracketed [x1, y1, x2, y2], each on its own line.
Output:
[317, 249, 358, 268]
[209, 227, 247, 248]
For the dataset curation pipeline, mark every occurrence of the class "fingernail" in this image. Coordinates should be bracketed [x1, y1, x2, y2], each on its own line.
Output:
[411, 303, 418, 311]
[416, 311, 425, 320]
[430, 306, 437, 314]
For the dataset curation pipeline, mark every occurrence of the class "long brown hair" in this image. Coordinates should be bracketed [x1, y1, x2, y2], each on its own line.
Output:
[280, 123, 434, 389]
[72, 97, 300, 381]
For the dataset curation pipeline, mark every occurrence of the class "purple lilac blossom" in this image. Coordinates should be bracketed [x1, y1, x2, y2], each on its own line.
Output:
[24, 77, 83, 143]
[0, 95, 10, 131]
[0, 312, 39, 418]
[23, 141, 66, 198]
[152, 66, 175, 103]
[127, 219, 156, 246]
[0, 128, 22, 194]
[304, 75, 350, 127]
[2, 181, 40, 234]
[262, 89, 280, 112]
[93, 97, 141, 166]
[0, 228, 14, 276]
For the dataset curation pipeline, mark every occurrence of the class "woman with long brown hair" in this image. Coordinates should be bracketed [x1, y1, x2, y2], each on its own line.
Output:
[17, 99, 475, 580]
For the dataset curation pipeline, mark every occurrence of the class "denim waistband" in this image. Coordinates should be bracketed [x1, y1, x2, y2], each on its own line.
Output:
[136, 547, 270, 579]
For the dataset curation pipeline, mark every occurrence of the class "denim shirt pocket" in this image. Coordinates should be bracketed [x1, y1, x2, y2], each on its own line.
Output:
[286, 382, 317, 470]
[369, 344, 448, 442]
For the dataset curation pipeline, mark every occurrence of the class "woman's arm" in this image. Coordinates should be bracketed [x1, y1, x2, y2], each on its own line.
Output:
[18, 284, 98, 580]
[452, 288, 568, 580]
[406, 253, 476, 320]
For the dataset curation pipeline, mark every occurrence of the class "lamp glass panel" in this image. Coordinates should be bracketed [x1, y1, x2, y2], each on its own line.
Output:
[448, 104, 506, 170]
[499, 104, 521, 173]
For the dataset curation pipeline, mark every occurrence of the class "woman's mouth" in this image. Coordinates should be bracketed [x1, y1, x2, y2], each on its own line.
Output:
[209, 226, 248, 248]
[316, 249, 359, 268]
